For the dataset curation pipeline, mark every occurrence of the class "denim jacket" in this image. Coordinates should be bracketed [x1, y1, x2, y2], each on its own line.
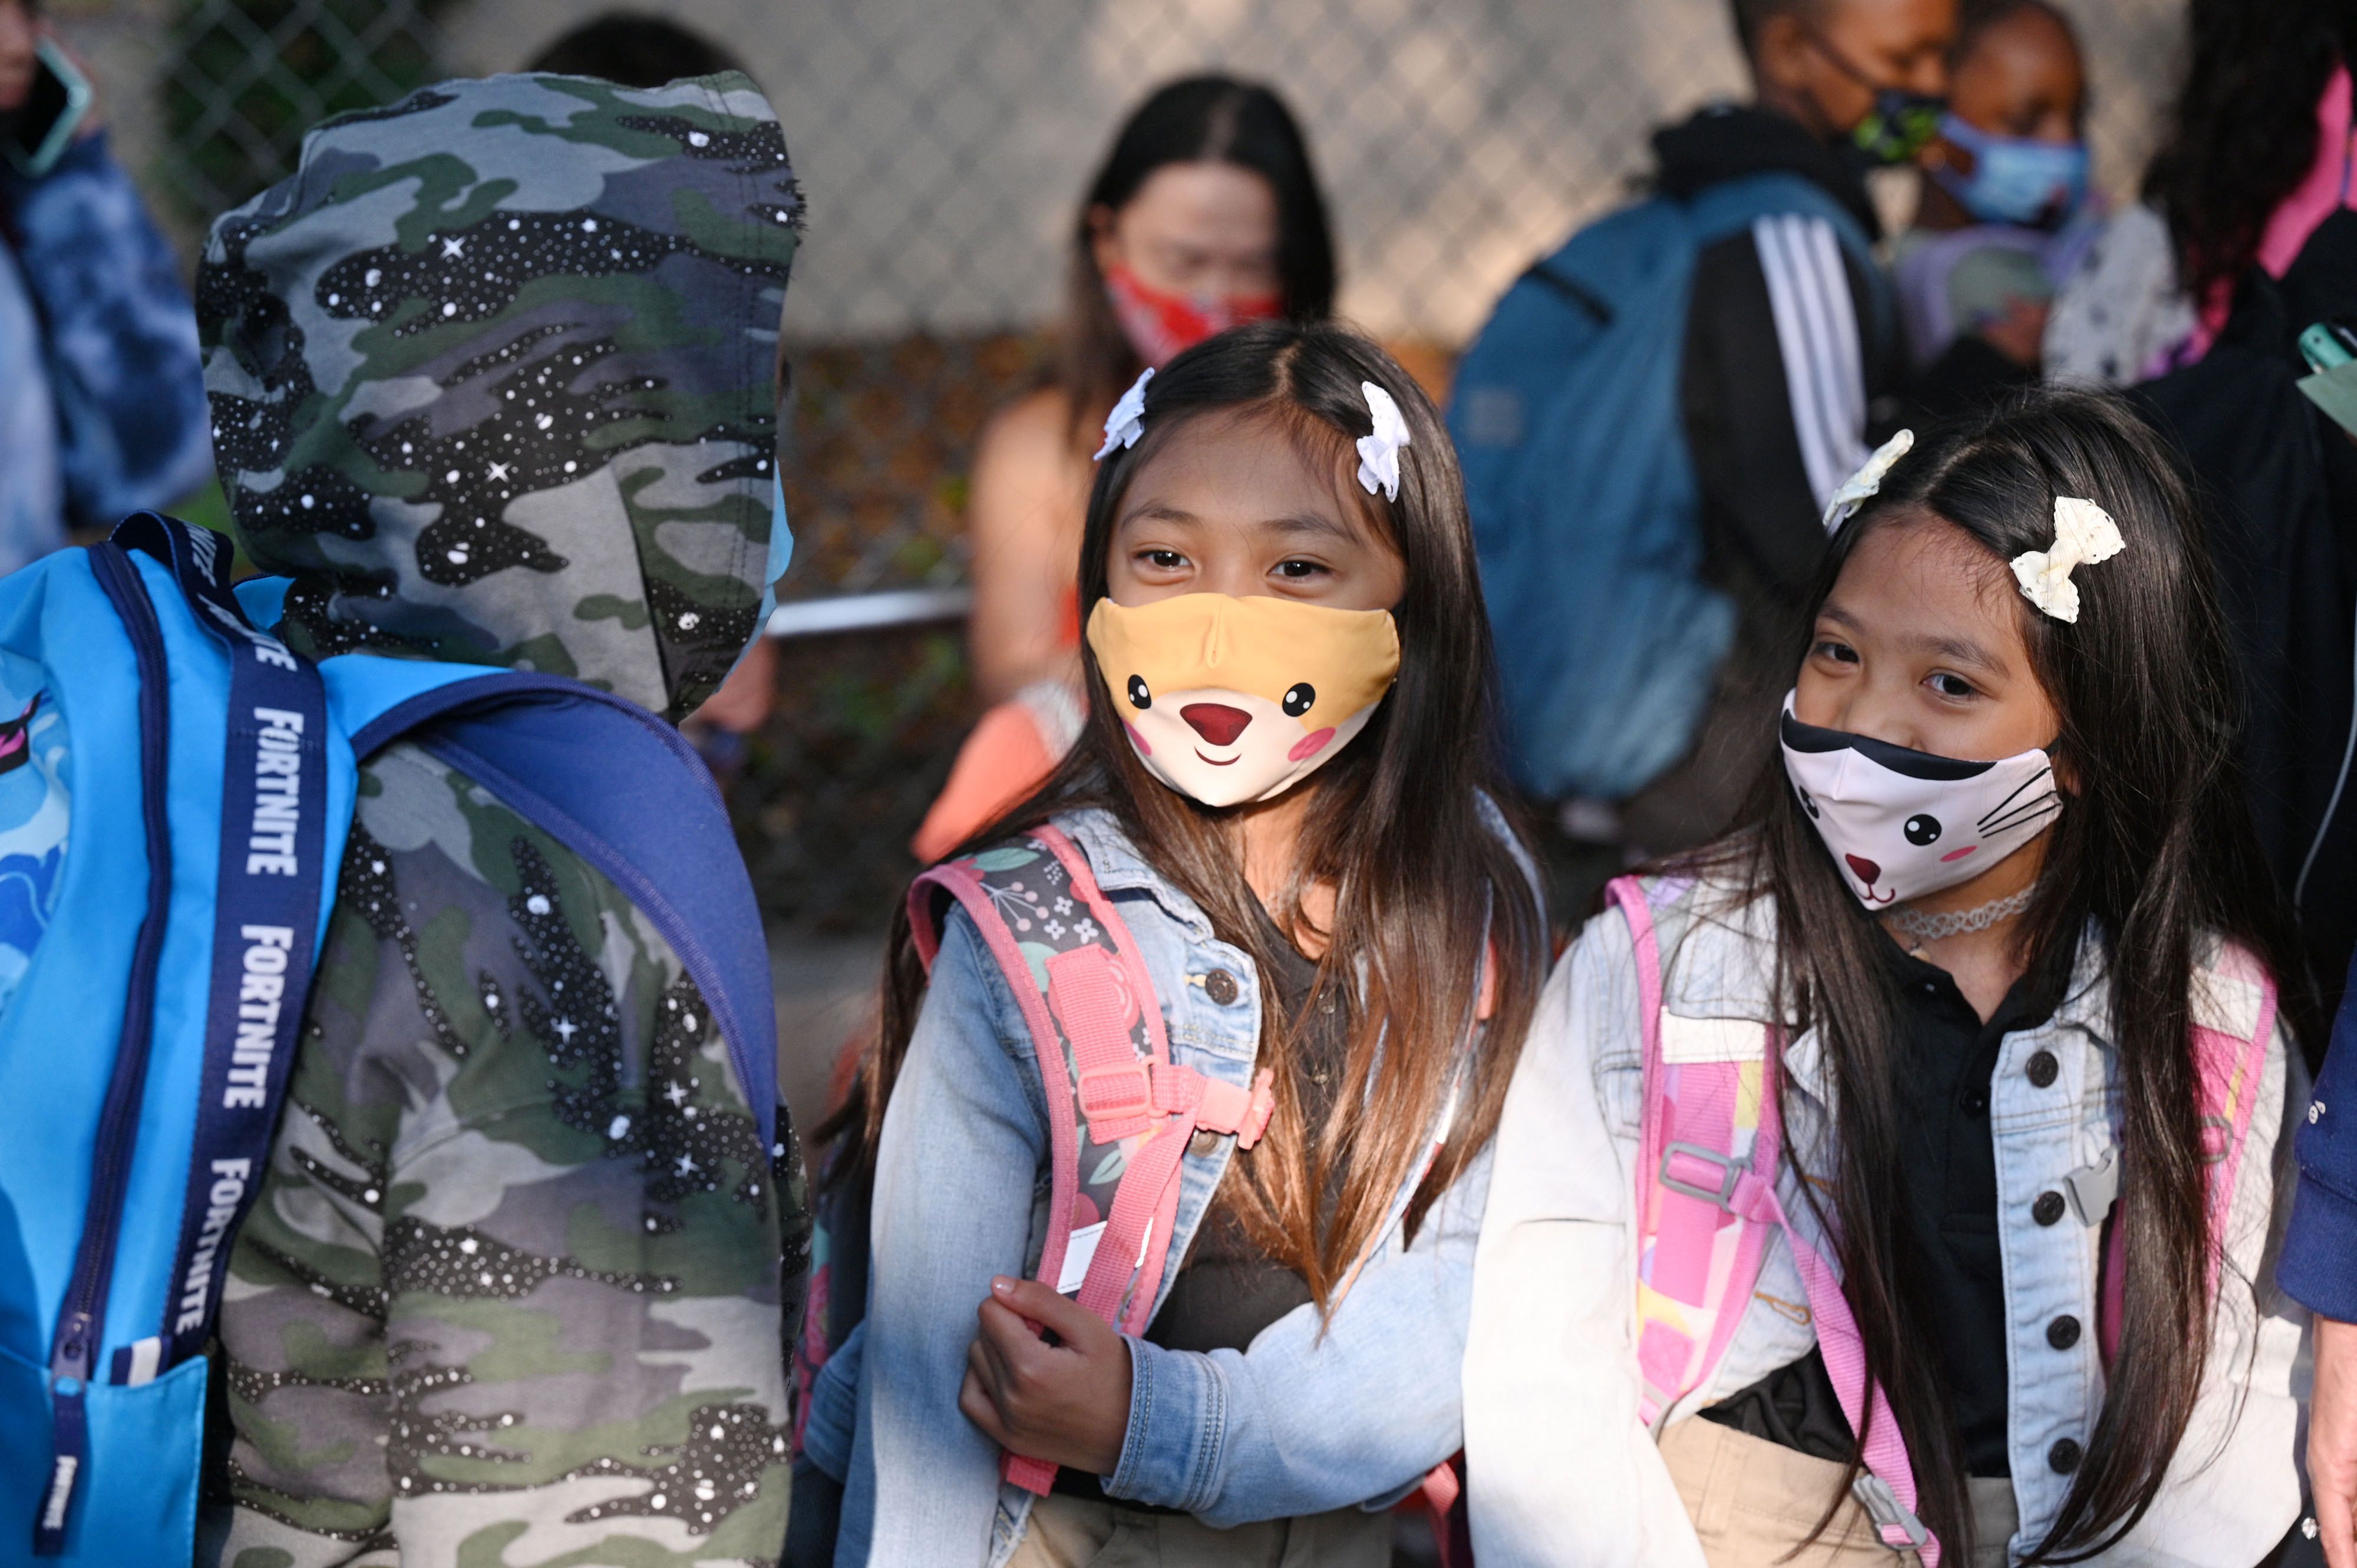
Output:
[807, 808, 1494, 1567]
[1467, 875, 2308, 1567]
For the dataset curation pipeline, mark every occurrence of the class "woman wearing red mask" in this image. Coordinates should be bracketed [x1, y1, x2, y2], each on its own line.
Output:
[916, 75, 1335, 861]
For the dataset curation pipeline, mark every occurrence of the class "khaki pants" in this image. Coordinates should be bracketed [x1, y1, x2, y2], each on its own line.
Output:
[1661, 1418, 2019, 1568]
[1008, 1493, 1393, 1568]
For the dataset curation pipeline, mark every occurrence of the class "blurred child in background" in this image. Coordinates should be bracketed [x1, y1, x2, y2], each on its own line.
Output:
[916, 75, 1334, 862]
[1897, 0, 2092, 412]
[0, 0, 212, 569]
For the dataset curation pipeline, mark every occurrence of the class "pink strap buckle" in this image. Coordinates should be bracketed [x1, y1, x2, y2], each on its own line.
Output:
[1078, 1062, 1153, 1133]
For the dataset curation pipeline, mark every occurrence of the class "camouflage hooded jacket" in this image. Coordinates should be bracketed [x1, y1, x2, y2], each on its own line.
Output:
[192, 74, 808, 1567]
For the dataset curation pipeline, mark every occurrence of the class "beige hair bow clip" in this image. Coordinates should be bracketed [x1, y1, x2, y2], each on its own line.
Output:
[2011, 497, 2124, 623]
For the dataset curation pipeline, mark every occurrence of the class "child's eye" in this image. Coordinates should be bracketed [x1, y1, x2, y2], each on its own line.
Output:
[1928, 672, 1976, 699]
[1811, 639, 1859, 665]
[1273, 559, 1326, 580]
[1140, 550, 1187, 572]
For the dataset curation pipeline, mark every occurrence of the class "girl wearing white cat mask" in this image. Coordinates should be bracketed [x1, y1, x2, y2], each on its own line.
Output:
[1470, 391, 2313, 1568]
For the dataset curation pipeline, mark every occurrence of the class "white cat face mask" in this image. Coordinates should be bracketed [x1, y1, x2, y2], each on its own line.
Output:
[1779, 692, 2062, 907]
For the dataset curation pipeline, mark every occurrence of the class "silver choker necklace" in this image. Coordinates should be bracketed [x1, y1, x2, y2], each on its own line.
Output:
[1884, 886, 2035, 943]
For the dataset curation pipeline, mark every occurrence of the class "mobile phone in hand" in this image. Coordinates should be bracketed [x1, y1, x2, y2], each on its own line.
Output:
[1, 39, 93, 180]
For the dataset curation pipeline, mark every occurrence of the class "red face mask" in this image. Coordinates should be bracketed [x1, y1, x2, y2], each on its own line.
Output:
[1104, 262, 1282, 369]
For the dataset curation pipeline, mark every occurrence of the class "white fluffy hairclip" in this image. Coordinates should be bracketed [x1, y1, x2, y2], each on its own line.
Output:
[1822, 428, 1914, 532]
[2012, 496, 2124, 623]
[1356, 381, 1410, 500]
[1095, 370, 1413, 500]
[1095, 368, 1153, 461]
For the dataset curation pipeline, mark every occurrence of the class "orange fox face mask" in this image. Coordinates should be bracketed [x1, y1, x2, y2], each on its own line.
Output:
[1085, 592, 1401, 807]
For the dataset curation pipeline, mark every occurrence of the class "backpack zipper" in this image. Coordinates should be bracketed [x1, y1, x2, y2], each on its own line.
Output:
[35, 544, 177, 1556]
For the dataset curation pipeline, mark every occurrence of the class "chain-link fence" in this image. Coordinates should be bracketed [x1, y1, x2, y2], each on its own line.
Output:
[60, 0, 2187, 939]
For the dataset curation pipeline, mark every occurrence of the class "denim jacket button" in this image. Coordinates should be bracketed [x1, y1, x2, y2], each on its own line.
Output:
[1189, 1130, 1223, 1158]
[2026, 1049, 2060, 1088]
[2047, 1313, 2081, 1351]
[2048, 1437, 2083, 1473]
[2032, 1190, 2066, 1226]
[1203, 969, 1239, 1005]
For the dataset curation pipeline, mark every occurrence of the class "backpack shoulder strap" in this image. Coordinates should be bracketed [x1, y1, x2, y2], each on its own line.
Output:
[1611, 873, 1939, 1563]
[97, 516, 336, 1369]
[339, 667, 780, 1150]
[2098, 945, 2280, 1364]
[908, 822, 1273, 1496]
[1613, 873, 1776, 1429]
[2191, 945, 2279, 1256]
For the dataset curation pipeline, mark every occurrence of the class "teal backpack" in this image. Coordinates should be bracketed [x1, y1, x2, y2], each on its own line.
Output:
[1449, 171, 1890, 802]
[0, 514, 778, 1563]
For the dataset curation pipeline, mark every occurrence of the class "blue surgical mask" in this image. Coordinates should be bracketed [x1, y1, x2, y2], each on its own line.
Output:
[724, 472, 794, 681]
[1932, 114, 2089, 227]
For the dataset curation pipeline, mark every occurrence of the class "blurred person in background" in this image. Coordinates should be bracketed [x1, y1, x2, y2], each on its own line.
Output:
[1894, 0, 2092, 418]
[913, 75, 1334, 863]
[527, 8, 743, 83]
[522, 10, 788, 775]
[0, 0, 210, 570]
[2128, 0, 2357, 1012]
[2046, 0, 2357, 386]
[1451, 0, 1949, 915]
[2150, 0, 2357, 368]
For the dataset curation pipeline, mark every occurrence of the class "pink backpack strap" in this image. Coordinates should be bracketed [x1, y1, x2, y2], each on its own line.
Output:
[908, 823, 1275, 1495]
[2095, 948, 2278, 1366]
[1614, 876, 1939, 1563]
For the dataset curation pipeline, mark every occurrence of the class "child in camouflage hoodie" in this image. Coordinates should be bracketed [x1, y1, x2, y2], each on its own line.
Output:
[189, 72, 809, 1567]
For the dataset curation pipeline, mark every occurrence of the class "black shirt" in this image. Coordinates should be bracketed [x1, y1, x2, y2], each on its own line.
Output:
[1144, 905, 1349, 1354]
[1700, 942, 2062, 1477]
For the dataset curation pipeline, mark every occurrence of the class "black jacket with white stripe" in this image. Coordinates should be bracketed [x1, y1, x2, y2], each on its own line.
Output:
[1609, 105, 1900, 853]
[1658, 104, 1897, 653]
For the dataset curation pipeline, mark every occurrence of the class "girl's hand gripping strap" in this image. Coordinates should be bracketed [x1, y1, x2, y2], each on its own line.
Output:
[1612, 876, 1939, 1564]
[907, 825, 1275, 1495]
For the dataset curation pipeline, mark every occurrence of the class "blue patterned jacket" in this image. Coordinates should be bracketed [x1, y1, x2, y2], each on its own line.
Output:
[0, 131, 212, 570]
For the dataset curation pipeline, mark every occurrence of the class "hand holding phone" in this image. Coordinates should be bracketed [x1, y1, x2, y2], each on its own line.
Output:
[1, 38, 93, 179]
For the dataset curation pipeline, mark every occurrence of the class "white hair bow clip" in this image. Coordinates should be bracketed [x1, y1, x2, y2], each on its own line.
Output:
[1822, 428, 1914, 532]
[1095, 368, 1154, 461]
[1356, 381, 1410, 500]
[2011, 496, 2124, 623]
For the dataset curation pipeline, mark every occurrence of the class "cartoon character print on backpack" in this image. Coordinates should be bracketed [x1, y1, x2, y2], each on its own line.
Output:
[0, 659, 65, 1009]
[1086, 593, 1400, 808]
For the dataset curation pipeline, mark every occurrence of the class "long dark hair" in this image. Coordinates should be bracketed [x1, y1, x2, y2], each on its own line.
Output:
[1691, 389, 2309, 1560]
[1059, 77, 1336, 447]
[2146, 0, 2357, 312]
[830, 322, 1543, 1304]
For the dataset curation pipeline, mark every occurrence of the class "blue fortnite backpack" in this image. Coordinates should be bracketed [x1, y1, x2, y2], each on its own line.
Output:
[1449, 171, 1886, 803]
[0, 514, 779, 1563]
